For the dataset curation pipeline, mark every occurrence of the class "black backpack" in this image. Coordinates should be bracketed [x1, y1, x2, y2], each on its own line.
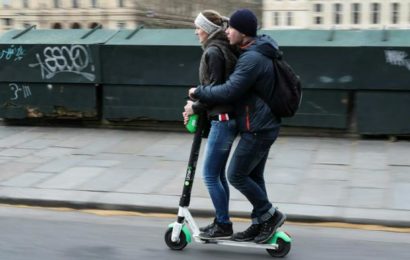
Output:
[258, 50, 302, 118]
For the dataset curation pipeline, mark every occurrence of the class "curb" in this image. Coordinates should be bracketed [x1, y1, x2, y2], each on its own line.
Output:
[1, 197, 410, 229]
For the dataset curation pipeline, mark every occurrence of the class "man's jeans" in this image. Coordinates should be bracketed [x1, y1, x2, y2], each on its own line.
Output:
[228, 128, 280, 224]
[202, 120, 237, 224]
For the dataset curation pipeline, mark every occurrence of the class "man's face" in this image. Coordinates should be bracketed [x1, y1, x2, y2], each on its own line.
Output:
[226, 26, 244, 46]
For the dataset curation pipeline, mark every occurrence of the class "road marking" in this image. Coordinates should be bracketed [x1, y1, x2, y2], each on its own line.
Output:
[285, 221, 410, 233]
[1, 203, 409, 233]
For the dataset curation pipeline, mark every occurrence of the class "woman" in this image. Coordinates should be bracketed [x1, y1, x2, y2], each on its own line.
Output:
[183, 10, 238, 239]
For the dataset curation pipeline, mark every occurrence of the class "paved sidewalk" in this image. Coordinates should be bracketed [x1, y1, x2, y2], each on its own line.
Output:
[0, 124, 409, 227]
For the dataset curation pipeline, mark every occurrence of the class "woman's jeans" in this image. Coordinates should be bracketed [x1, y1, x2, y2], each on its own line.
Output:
[227, 128, 280, 224]
[202, 119, 237, 224]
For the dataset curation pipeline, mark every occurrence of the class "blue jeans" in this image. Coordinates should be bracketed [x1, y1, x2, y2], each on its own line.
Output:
[227, 128, 280, 224]
[202, 119, 237, 224]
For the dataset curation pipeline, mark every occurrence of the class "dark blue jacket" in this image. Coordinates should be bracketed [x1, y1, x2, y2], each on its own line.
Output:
[193, 35, 281, 133]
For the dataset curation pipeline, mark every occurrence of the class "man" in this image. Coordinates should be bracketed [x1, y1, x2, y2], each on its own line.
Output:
[186, 8, 286, 244]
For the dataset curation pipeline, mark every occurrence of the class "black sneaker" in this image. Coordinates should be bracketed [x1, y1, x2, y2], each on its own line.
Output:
[231, 224, 261, 242]
[199, 218, 217, 232]
[254, 210, 286, 244]
[199, 222, 233, 240]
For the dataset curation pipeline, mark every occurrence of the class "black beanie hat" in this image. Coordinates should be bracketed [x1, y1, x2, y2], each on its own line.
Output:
[229, 9, 257, 37]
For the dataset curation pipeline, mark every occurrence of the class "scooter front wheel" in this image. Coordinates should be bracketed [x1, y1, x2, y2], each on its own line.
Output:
[266, 238, 291, 257]
[164, 228, 188, 250]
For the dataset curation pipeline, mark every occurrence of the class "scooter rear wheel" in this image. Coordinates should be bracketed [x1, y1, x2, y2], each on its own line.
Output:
[164, 228, 188, 250]
[266, 238, 291, 257]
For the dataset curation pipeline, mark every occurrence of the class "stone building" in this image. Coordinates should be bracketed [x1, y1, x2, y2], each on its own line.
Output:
[3, 0, 408, 34]
[263, 0, 410, 29]
[0, 0, 261, 33]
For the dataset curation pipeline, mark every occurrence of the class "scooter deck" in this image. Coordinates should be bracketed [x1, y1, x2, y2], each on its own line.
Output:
[195, 236, 279, 249]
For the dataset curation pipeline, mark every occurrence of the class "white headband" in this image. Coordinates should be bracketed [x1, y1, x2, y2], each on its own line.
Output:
[194, 12, 221, 34]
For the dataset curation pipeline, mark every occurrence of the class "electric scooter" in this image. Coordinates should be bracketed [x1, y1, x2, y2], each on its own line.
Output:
[164, 113, 292, 257]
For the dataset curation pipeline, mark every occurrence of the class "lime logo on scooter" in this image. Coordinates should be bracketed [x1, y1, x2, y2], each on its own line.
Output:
[185, 166, 194, 185]
[186, 114, 198, 133]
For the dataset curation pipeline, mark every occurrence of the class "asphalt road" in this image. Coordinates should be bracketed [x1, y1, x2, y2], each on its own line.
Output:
[0, 205, 409, 260]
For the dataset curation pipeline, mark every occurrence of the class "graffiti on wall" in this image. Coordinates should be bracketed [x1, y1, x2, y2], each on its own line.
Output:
[0, 45, 26, 61]
[29, 45, 96, 81]
[9, 83, 32, 100]
[385, 50, 410, 71]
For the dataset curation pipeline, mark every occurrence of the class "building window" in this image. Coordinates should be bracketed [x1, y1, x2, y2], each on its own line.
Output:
[52, 23, 63, 29]
[391, 3, 400, 24]
[352, 3, 361, 24]
[409, 3, 410, 23]
[71, 22, 81, 29]
[118, 0, 124, 8]
[22, 0, 29, 8]
[3, 18, 12, 26]
[371, 3, 380, 24]
[91, 0, 98, 8]
[286, 12, 293, 26]
[313, 3, 323, 25]
[89, 22, 100, 28]
[273, 12, 280, 26]
[72, 0, 79, 8]
[117, 22, 126, 29]
[54, 0, 60, 8]
[314, 4, 322, 13]
[333, 3, 343, 24]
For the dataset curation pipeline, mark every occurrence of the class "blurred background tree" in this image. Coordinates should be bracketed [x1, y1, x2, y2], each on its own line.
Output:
[131, 0, 261, 28]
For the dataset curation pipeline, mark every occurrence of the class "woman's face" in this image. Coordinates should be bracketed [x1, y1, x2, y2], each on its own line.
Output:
[195, 27, 208, 44]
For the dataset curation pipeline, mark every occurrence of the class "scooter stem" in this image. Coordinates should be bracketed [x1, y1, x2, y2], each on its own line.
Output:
[179, 113, 206, 207]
